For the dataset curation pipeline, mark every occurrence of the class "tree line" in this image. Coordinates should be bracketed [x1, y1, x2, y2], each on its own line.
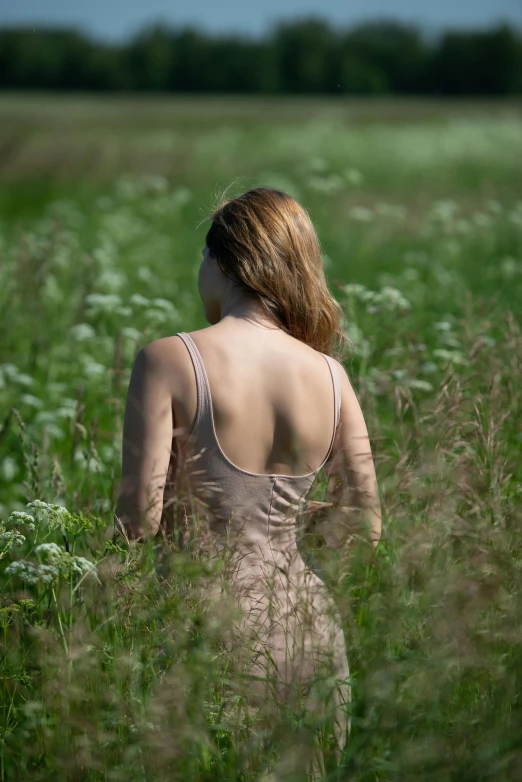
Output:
[1, 19, 522, 95]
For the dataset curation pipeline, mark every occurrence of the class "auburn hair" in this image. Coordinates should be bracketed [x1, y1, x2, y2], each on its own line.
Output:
[205, 187, 348, 359]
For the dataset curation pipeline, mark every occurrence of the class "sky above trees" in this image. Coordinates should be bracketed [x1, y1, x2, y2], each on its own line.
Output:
[1, 0, 521, 40]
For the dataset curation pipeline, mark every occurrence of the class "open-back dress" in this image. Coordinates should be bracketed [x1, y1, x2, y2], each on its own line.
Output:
[171, 331, 350, 754]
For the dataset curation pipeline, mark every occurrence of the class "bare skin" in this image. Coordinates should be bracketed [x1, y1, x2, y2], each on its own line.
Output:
[115, 247, 382, 546]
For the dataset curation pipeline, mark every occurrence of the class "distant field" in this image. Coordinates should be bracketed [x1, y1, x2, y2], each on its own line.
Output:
[0, 95, 521, 780]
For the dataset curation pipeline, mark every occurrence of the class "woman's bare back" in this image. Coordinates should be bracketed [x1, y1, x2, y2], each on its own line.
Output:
[168, 321, 338, 477]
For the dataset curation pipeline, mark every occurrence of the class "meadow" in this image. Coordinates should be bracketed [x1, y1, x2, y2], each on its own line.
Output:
[0, 94, 521, 781]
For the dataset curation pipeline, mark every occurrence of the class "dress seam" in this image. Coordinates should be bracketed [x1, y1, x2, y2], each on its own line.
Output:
[267, 475, 276, 539]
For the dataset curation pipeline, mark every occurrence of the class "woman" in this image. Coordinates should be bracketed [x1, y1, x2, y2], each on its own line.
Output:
[115, 187, 381, 767]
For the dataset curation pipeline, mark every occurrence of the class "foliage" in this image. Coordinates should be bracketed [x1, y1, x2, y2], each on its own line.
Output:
[1, 20, 522, 94]
[0, 97, 521, 779]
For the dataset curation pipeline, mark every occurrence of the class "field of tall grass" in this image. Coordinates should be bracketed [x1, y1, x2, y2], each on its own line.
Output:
[0, 95, 521, 780]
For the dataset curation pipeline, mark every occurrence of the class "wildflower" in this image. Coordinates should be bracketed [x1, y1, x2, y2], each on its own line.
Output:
[420, 361, 439, 375]
[122, 327, 141, 341]
[137, 266, 153, 283]
[5, 560, 59, 585]
[74, 449, 104, 473]
[80, 356, 106, 379]
[130, 293, 150, 308]
[151, 298, 175, 312]
[35, 542, 63, 561]
[343, 283, 374, 302]
[407, 379, 434, 392]
[376, 287, 411, 312]
[85, 293, 123, 315]
[25, 501, 70, 529]
[433, 348, 469, 367]
[472, 212, 492, 228]
[34, 411, 58, 426]
[344, 167, 363, 185]
[0, 364, 34, 387]
[500, 257, 520, 279]
[375, 202, 407, 220]
[70, 323, 96, 341]
[144, 309, 170, 326]
[55, 398, 79, 420]
[7, 511, 35, 529]
[97, 269, 127, 292]
[0, 530, 26, 551]
[308, 175, 344, 195]
[348, 206, 374, 222]
[1, 457, 19, 481]
[487, 199, 502, 214]
[71, 556, 97, 576]
[20, 394, 43, 408]
[429, 200, 459, 222]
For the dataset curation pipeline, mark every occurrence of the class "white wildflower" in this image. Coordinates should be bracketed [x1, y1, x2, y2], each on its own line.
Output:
[0, 530, 26, 549]
[487, 200, 502, 214]
[144, 309, 169, 326]
[20, 394, 43, 408]
[429, 200, 459, 222]
[1, 457, 19, 482]
[35, 543, 63, 561]
[85, 293, 123, 315]
[70, 323, 96, 342]
[455, 219, 471, 234]
[308, 156, 328, 173]
[48, 381, 67, 395]
[151, 298, 175, 312]
[8, 369, 33, 387]
[122, 327, 141, 342]
[43, 274, 63, 303]
[420, 361, 439, 375]
[137, 266, 153, 284]
[26, 501, 70, 528]
[500, 257, 520, 279]
[375, 203, 407, 220]
[34, 411, 58, 426]
[343, 283, 374, 302]
[130, 293, 150, 308]
[348, 206, 374, 222]
[344, 168, 363, 185]
[5, 560, 59, 585]
[508, 209, 522, 227]
[407, 379, 434, 392]
[376, 286, 411, 312]
[80, 357, 106, 379]
[97, 269, 127, 292]
[433, 349, 469, 367]
[74, 449, 104, 473]
[71, 556, 97, 577]
[472, 212, 492, 228]
[6, 511, 35, 530]
[308, 174, 344, 195]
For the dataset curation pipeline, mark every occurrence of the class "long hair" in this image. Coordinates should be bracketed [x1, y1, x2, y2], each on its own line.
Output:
[205, 187, 348, 359]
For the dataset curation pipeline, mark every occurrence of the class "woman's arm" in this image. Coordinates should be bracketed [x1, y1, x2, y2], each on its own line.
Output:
[314, 359, 382, 550]
[114, 341, 174, 541]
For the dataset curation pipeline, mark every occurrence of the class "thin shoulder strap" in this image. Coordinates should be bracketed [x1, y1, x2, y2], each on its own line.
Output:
[320, 353, 342, 430]
[176, 332, 213, 431]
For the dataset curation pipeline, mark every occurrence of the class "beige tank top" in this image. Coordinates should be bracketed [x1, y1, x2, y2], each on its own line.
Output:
[174, 332, 341, 545]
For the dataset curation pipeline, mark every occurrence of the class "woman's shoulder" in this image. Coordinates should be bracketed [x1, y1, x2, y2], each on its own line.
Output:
[132, 334, 196, 392]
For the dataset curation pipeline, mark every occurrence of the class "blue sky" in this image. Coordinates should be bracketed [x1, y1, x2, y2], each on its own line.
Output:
[1, 0, 521, 40]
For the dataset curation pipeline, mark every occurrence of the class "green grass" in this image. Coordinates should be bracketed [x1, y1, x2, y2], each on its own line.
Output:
[0, 95, 521, 781]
